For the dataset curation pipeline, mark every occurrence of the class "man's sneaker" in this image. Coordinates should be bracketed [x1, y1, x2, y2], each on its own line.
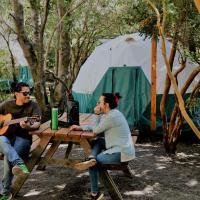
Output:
[12, 164, 30, 176]
[90, 192, 104, 200]
[0, 194, 12, 200]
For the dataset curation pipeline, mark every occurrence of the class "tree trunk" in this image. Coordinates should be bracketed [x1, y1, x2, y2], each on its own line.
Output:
[51, 0, 71, 107]
[160, 32, 178, 144]
[12, 0, 49, 119]
[151, 34, 157, 132]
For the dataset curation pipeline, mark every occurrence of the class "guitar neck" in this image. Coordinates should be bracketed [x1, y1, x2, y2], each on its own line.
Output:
[4, 117, 28, 126]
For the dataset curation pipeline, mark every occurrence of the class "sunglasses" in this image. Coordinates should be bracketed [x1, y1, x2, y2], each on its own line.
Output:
[20, 91, 31, 96]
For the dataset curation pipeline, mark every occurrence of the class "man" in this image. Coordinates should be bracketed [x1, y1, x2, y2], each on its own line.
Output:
[0, 82, 41, 200]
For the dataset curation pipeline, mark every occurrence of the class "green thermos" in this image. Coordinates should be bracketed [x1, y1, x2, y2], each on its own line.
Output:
[51, 107, 58, 130]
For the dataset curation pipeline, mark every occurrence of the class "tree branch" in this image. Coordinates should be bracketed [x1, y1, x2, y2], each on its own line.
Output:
[45, 69, 70, 94]
[44, 0, 88, 69]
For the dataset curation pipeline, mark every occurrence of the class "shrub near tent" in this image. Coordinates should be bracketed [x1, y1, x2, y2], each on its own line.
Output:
[0, 79, 13, 93]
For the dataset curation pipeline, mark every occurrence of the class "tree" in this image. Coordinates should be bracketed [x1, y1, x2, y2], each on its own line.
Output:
[12, 0, 49, 118]
[0, 1, 17, 82]
[123, 0, 200, 153]
[145, 0, 200, 153]
[10, 0, 136, 121]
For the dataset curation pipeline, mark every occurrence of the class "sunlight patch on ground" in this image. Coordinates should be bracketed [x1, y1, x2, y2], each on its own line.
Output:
[174, 161, 193, 165]
[136, 143, 160, 148]
[185, 179, 198, 187]
[54, 184, 66, 189]
[32, 170, 45, 175]
[177, 152, 198, 159]
[156, 156, 172, 162]
[24, 189, 42, 196]
[139, 153, 154, 158]
[76, 171, 89, 177]
[156, 165, 166, 170]
[124, 183, 160, 197]
[136, 148, 152, 152]
[135, 169, 151, 177]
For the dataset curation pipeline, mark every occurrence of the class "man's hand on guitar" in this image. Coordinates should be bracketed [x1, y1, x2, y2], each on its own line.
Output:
[19, 121, 31, 129]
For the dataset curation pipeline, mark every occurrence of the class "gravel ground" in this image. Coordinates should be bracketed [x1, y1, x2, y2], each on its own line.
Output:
[0, 141, 200, 200]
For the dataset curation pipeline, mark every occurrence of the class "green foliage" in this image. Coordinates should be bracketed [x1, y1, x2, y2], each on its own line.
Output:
[1, 0, 199, 90]
[122, 0, 200, 64]
[0, 50, 12, 79]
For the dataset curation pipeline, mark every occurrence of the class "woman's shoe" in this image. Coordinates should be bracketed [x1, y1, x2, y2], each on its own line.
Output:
[90, 192, 104, 200]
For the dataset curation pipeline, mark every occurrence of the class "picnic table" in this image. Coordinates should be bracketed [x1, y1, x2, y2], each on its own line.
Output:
[12, 113, 124, 200]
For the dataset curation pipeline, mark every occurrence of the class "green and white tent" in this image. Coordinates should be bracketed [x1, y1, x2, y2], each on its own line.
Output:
[72, 33, 199, 130]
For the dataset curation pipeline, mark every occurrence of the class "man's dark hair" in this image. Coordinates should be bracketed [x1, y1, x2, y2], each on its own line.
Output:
[12, 82, 30, 92]
[102, 92, 122, 109]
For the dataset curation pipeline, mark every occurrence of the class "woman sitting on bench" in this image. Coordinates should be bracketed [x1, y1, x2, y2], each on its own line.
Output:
[70, 92, 135, 200]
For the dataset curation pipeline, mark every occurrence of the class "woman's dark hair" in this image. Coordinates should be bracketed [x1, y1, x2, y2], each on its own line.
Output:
[11, 82, 30, 92]
[102, 92, 122, 109]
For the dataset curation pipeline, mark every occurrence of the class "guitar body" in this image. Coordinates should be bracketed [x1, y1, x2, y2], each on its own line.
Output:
[0, 114, 12, 135]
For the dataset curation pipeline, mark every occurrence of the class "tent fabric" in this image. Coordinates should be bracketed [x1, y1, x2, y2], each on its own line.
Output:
[18, 66, 34, 88]
[72, 32, 200, 132]
[93, 67, 151, 126]
[73, 33, 199, 95]
[73, 67, 151, 126]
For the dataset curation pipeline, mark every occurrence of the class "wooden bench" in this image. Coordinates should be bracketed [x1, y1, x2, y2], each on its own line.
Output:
[99, 162, 131, 200]
[101, 162, 129, 171]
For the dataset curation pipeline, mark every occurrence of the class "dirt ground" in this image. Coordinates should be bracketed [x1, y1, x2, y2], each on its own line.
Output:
[1, 141, 200, 200]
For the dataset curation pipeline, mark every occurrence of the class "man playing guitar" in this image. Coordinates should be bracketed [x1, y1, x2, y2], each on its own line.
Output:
[0, 82, 41, 200]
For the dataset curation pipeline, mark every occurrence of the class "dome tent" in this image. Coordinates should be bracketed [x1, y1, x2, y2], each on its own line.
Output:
[72, 33, 199, 128]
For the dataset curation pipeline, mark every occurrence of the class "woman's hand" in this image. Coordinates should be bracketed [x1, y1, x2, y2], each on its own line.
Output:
[94, 105, 101, 115]
[70, 125, 82, 131]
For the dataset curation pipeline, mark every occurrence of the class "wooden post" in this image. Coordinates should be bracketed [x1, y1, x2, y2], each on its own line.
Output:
[151, 34, 157, 132]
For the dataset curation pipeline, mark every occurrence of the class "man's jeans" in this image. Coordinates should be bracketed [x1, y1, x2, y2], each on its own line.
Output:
[0, 136, 31, 195]
[89, 138, 121, 193]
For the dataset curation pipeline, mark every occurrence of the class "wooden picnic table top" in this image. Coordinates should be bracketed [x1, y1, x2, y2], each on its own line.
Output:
[30, 113, 96, 140]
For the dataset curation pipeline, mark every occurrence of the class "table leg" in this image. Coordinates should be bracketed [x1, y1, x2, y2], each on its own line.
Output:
[99, 169, 123, 200]
[12, 135, 52, 196]
[64, 142, 73, 159]
[80, 139, 91, 156]
[37, 140, 61, 170]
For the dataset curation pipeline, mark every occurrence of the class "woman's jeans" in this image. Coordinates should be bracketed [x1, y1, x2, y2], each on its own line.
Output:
[0, 136, 31, 195]
[89, 137, 121, 193]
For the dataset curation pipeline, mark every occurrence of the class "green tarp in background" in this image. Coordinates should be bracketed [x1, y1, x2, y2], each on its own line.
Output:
[0, 66, 34, 92]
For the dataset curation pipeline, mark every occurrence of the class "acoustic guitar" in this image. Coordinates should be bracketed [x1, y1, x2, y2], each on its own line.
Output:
[0, 113, 40, 135]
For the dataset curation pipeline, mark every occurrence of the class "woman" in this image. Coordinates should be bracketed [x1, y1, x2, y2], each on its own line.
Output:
[70, 93, 135, 200]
